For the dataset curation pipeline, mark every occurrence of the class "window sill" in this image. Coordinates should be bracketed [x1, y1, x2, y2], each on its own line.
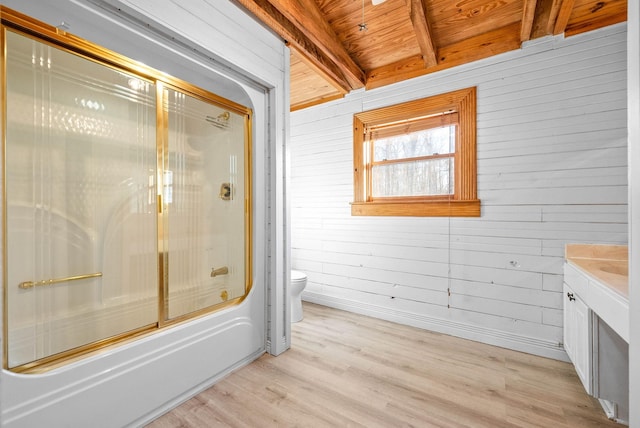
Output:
[350, 199, 481, 217]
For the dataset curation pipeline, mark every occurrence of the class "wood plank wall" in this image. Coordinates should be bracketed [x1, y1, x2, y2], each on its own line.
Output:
[289, 23, 628, 360]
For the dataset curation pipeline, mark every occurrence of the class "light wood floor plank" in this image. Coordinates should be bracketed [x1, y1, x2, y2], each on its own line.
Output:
[147, 302, 620, 428]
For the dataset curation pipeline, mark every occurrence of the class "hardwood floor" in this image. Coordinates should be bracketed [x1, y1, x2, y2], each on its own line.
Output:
[147, 302, 620, 427]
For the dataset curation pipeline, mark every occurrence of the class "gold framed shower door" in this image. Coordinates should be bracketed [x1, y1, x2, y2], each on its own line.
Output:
[1, 6, 253, 373]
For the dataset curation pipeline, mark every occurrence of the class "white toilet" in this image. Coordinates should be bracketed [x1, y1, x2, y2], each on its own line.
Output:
[290, 270, 308, 323]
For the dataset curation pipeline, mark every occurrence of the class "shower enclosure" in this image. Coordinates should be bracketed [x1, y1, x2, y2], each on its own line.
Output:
[2, 21, 252, 371]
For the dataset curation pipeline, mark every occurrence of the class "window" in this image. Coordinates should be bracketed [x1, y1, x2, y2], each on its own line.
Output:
[352, 87, 480, 217]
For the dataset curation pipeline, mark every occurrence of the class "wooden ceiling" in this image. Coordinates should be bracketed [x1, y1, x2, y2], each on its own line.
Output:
[234, 0, 626, 111]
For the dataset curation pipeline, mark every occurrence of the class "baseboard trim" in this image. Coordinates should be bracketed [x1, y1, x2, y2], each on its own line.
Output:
[302, 292, 569, 362]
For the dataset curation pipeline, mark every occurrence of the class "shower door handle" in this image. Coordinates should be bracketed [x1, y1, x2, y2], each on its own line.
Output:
[18, 272, 103, 289]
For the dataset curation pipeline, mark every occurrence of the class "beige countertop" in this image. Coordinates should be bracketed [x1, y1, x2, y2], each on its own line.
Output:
[565, 244, 628, 298]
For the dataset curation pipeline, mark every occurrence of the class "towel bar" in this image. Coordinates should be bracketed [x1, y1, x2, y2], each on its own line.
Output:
[19, 272, 103, 289]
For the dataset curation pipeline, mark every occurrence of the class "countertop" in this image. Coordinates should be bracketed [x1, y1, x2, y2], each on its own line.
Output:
[565, 244, 628, 299]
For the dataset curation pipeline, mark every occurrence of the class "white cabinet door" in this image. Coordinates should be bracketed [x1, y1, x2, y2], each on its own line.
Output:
[563, 283, 593, 394]
[573, 295, 592, 393]
[563, 283, 575, 361]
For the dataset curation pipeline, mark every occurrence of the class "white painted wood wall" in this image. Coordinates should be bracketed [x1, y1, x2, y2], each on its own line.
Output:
[290, 24, 628, 360]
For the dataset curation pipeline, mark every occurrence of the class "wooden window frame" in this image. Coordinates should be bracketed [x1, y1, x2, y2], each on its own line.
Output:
[352, 87, 480, 217]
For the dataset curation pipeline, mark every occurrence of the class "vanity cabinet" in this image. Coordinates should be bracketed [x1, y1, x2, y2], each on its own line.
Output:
[563, 256, 629, 425]
[563, 282, 593, 394]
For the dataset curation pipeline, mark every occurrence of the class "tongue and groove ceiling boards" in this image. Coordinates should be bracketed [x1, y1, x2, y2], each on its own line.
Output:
[234, 0, 626, 111]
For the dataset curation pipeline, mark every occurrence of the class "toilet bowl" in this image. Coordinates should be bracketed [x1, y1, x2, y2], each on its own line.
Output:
[290, 270, 307, 323]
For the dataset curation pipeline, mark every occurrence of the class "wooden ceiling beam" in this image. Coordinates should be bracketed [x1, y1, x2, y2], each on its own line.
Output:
[530, 0, 564, 39]
[265, 0, 366, 89]
[367, 22, 521, 90]
[553, 0, 576, 35]
[234, 0, 354, 92]
[290, 44, 348, 96]
[406, 0, 437, 68]
[520, 0, 538, 42]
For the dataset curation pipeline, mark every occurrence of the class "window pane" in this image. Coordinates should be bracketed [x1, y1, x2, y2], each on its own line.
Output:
[373, 125, 455, 161]
[372, 157, 453, 197]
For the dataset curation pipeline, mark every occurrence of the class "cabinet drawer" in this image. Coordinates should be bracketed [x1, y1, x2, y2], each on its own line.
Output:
[564, 262, 588, 297]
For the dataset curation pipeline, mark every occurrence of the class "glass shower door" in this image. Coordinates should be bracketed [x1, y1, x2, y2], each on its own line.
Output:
[162, 87, 249, 320]
[4, 30, 158, 368]
[3, 23, 252, 371]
